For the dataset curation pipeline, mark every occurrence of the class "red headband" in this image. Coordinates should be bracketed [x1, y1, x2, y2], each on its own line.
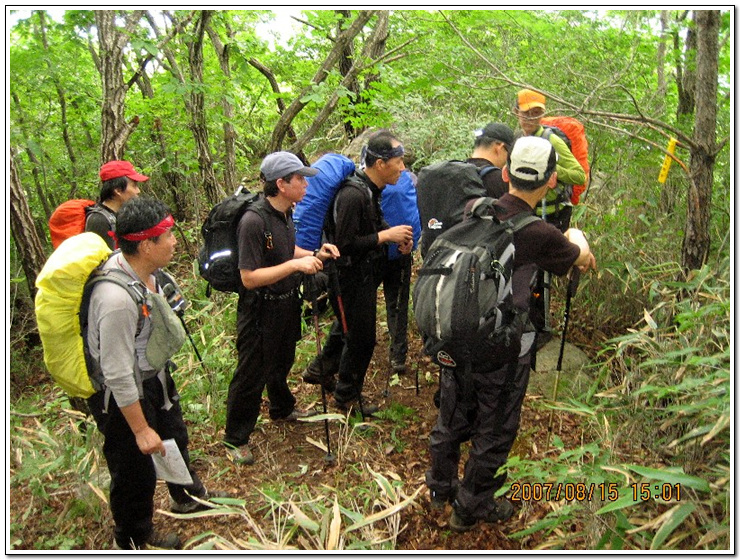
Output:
[118, 214, 175, 241]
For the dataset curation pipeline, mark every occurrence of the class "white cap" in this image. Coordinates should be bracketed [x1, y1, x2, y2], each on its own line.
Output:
[508, 136, 557, 182]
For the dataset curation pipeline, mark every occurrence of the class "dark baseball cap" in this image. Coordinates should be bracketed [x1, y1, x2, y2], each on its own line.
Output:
[260, 151, 319, 182]
[475, 123, 515, 149]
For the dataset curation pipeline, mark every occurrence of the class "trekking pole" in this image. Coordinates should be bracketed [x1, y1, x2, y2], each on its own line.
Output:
[180, 317, 205, 366]
[383, 259, 406, 399]
[163, 283, 205, 367]
[326, 259, 373, 419]
[306, 275, 334, 463]
[541, 197, 551, 333]
[326, 260, 349, 336]
[545, 267, 581, 451]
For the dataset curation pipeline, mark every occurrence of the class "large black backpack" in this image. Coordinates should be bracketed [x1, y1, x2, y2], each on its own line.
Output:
[413, 197, 539, 373]
[416, 161, 497, 258]
[198, 186, 266, 295]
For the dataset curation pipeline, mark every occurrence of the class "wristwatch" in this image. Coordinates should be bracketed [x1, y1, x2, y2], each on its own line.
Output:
[313, 249, 321, 258]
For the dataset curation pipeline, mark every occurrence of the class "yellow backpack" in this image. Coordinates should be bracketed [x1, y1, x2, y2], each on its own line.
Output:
[34, 233, 144, 397]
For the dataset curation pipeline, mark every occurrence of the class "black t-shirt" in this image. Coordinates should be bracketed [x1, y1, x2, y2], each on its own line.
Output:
[494, 193, 581, 310]
[466, 157, 508, 199]
[236, 198, 301, 295]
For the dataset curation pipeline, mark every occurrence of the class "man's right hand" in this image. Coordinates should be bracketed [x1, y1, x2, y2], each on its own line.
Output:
[293, 255, 324, 275]
[134, 425, 166, 456]
[379, 225, 413, 245]
[120, 400, 166, 455]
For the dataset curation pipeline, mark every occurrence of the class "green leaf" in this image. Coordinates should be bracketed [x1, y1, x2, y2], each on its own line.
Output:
[624, 465, 711, 492]
[595, 489, 642, 515]
[650, 503, 695, 550]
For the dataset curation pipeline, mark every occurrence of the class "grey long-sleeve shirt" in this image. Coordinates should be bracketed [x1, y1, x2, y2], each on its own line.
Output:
[86, 254, 156, 408]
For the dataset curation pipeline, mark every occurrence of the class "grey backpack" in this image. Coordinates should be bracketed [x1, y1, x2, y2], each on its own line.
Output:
[413, 197, 539, 372]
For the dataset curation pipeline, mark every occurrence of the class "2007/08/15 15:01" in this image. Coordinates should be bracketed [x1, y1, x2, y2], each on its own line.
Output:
[510, 482, 682, 502]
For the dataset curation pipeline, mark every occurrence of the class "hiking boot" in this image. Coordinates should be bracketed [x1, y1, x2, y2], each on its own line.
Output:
[226, 443, 254, 466]
[170, 490, 232, 514]
[113, 529, 182, 550]
[273, 409, 318, 422]
[302, 359, 337, 391]
[449, 509, 477, 532]
[449, 499, 514, 532]
[390, 358, 406, 374]
[334, 397, 380, 417]
[429, 488, 457, 510]
[145, 529, 182, 550]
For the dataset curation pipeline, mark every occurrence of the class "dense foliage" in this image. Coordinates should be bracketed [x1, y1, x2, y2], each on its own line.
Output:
[8, 9, 731, 551]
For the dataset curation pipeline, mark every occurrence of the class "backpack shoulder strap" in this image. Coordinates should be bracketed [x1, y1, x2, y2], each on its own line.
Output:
[508, 212, 541, 232]
[80, 266, 148, 399]
[81, 266, 148, 334]
[243, 197, 273, 250]
[331, 173, 372, 223]
[477, 164, 499, 179]
[85, 203, 116, 223]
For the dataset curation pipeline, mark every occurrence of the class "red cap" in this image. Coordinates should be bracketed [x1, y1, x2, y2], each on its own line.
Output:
[99, 160, 149, 182]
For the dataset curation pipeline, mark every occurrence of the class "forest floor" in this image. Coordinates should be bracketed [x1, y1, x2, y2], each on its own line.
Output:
[9, 285, 594, 551]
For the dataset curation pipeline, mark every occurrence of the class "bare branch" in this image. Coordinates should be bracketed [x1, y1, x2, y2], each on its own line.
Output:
[589, 119, 690, 176]
[269, 10, 375, 151]
[441, 9, 698, 151]
[126, 10, 195, 91]
[291, 15, 331, 40]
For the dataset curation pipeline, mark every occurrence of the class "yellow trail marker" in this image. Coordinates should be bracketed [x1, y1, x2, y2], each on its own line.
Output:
[658, 137, 677, 183]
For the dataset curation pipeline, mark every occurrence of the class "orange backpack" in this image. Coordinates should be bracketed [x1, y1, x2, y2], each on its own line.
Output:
[48, 199, 99, 249]
[540, 116, 590, 204]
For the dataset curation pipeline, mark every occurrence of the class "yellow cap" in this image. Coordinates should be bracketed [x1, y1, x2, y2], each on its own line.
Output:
[517, 89, 546, 111]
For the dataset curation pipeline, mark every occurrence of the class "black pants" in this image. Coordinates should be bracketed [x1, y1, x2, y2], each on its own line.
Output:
[382, 254, 412, 364]
[224, 291, 301, 448]
[88, 372, 205, 549]
[530, 205, 572, 333]
[425, 350, 532, 520]
[322, 260, 383, 403]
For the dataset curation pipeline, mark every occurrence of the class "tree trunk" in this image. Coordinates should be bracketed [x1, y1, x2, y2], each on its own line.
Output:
[656, 11, 668, 106]
[288, 11, 391, 155]
[10, 148, 48, 301]
[188, 11, 221, 205]
[11, 92, 54, 219]
[206, 19, 238, 193]
[247, 58, 302, 159]
[133, 69, 188, 219]
[676, 11, 697, 119]
[336, 10, 361, 140]
[37, 11, 80, 198]
[681, 10, 719, 271]
[268, 10, 375, 153]
[94, 10, 143, 162]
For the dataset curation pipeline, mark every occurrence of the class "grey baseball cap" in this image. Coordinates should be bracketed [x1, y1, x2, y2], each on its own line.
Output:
[260, 151, 319, 182]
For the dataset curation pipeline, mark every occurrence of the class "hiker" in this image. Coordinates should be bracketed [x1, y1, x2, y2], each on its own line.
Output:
[380, 170, 422, 375]
[514, 88, 588, 347]
[224, 151, 339, 466]
[85, 197, 226, 550]
[86, 160, 147, 249]
[514, 89, 586, 232]
[304, 130, 413, 416]
[467, 122, 515, 198]
[425, 136, 596, 532]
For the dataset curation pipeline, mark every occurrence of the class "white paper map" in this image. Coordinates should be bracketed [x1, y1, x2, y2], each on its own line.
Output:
[151, 439, 194, 486]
